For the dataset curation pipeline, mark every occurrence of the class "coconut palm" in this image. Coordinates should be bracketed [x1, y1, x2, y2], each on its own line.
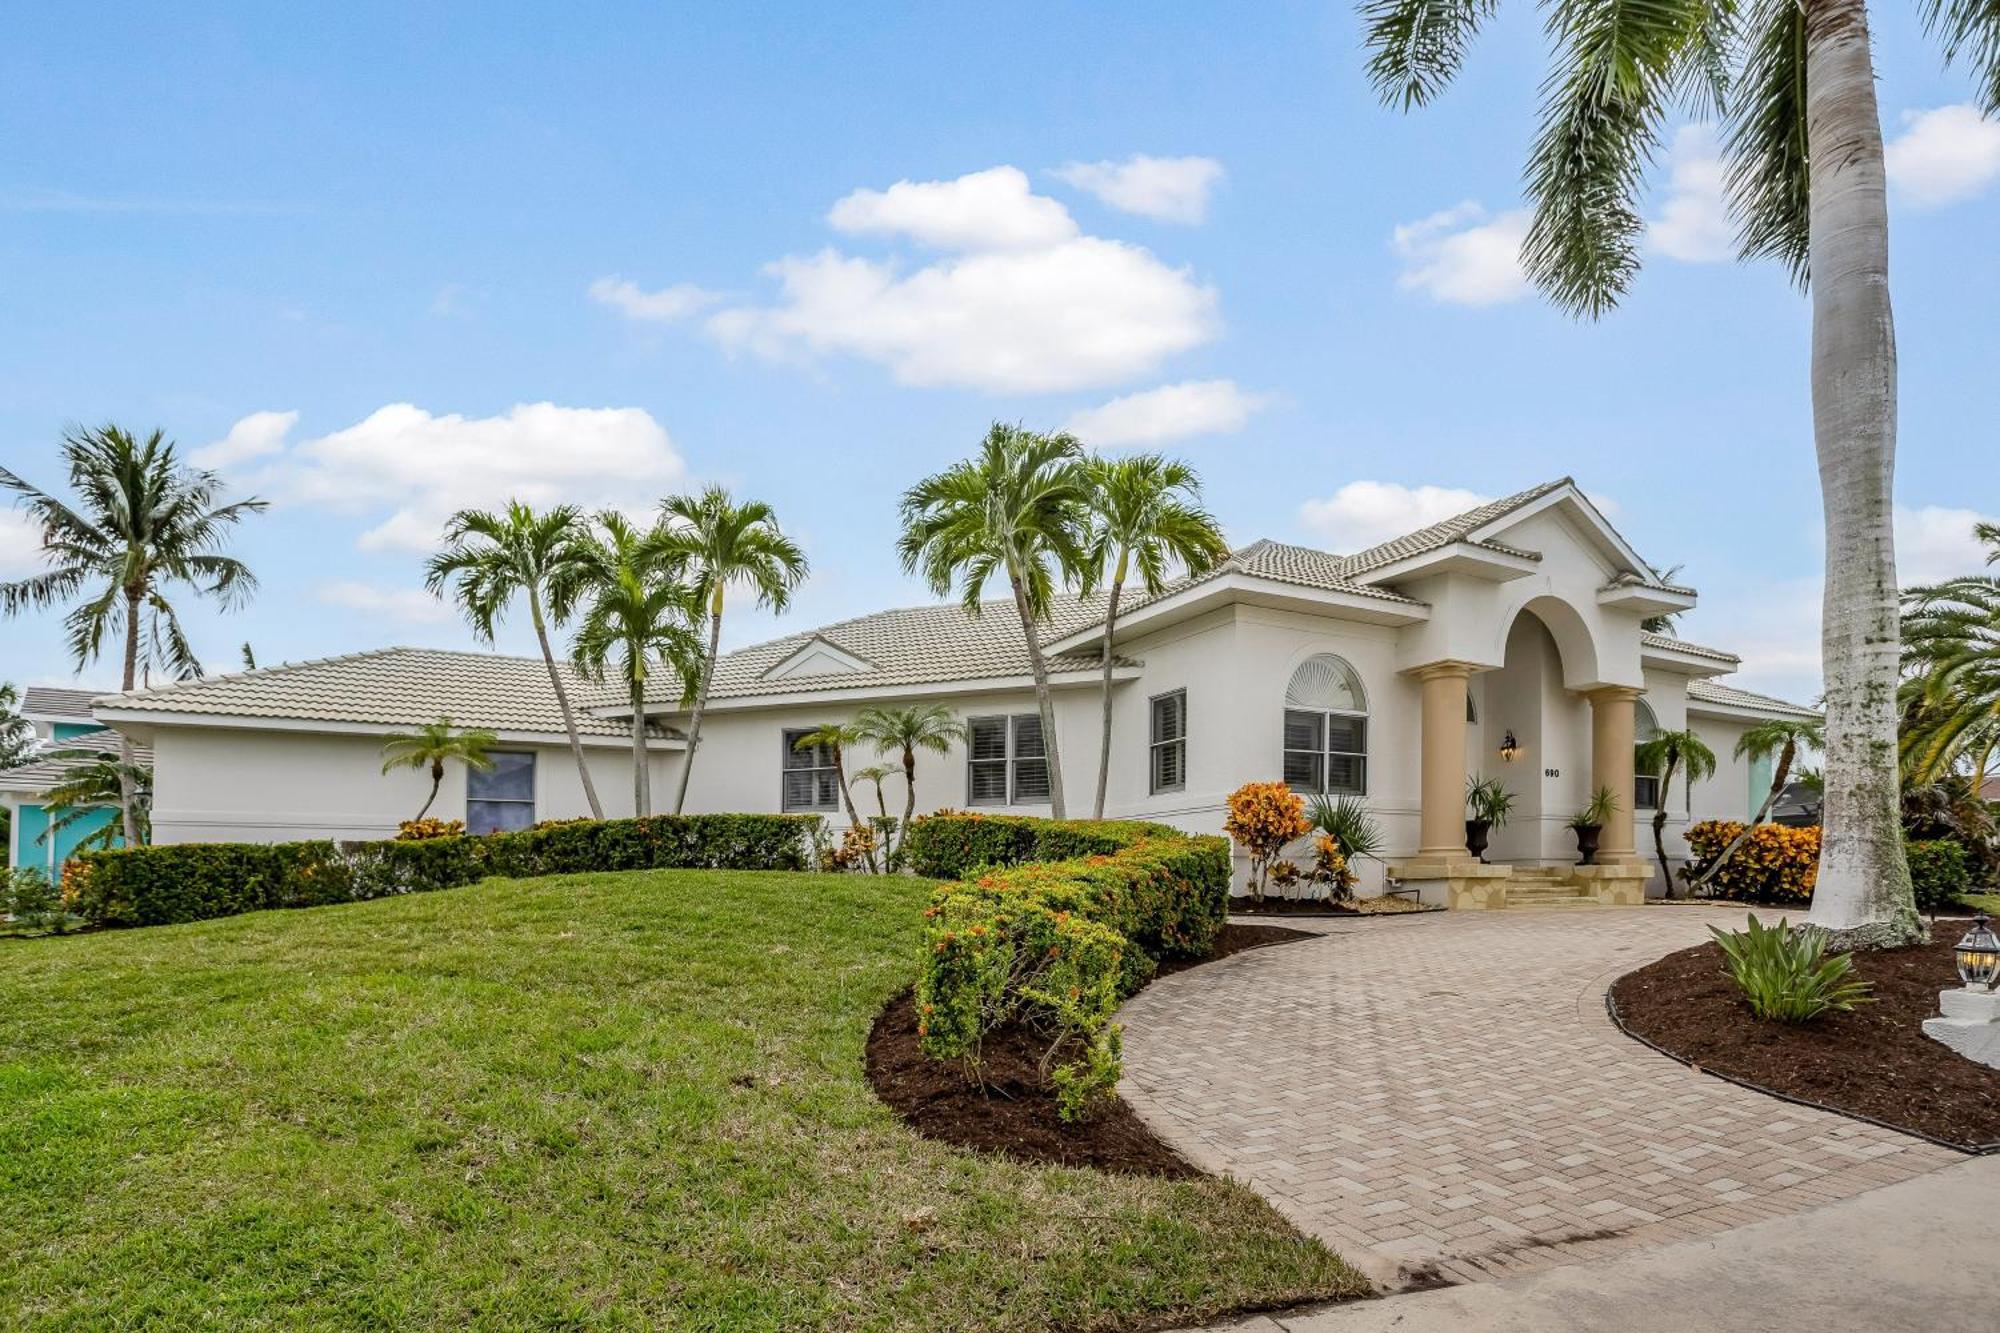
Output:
[855, 703, 968, 865]
[1635, 728, 1719, 898]
[1901, 522, 2000, 788]
[379, 717, 499, 821]
[0, 426, 266, 842]
[39, 743, 153, 850]
[1686, 716, 1826, 892]
[1081, 455, 1229, 819]
[1358, 0, 2000, 944]
[0, 683, 33, 770]
[791, 721, 871, 869]
[427, 501, 605, 819]
[563, 513, 706, 817]
[657, 486, 809, 816]
[899, 425, 1090, 817]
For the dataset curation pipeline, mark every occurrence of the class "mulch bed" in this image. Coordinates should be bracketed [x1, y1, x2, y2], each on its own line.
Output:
[865, 924, 1315, 1175]
[1610, 932, 2000, 1152]
[1227, 895, 1437, 918]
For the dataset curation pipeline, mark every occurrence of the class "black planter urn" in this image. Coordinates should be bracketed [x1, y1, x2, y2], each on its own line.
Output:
[1573, 824, 1602, 866]
[1465, 818, 1493, 863]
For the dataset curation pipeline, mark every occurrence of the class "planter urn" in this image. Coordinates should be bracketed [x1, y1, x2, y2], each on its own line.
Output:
[1572, 824, 1602, 866]
[1464, 818, 1493, 863]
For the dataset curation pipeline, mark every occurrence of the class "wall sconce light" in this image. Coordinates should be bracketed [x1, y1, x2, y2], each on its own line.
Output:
[1499, 730, 1520, 762]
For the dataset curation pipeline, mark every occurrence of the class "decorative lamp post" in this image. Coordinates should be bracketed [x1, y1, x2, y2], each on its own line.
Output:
[1954, 913, 2000, 992]
[1925, 912, 2000, 1070]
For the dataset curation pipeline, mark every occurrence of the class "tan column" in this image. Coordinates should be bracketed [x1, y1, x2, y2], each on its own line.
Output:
[1588, 686, 1644, 865]
[1415, 662, 1475, 863]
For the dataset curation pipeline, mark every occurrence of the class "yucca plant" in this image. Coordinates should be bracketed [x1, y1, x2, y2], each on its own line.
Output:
[1309, 793, 1384, 864]
[1710, 914, 1873, 1023]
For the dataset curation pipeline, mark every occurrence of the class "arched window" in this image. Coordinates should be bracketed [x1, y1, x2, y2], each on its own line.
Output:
[1634, 699, 1661, 810]
[1283, 655, 1368, 795]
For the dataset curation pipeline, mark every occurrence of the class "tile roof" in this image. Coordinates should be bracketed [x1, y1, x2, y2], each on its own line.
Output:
[20, 686, 100, 721]
[1685, 678, 1820, 718]
[95, 648, 638, 738]
[1336, 478, 1569, 574]
[0, 728, 153, 794]
[1641, 631, 1740, 664]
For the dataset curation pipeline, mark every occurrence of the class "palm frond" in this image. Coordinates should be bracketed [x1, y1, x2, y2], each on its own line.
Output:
[1723, 0, 1810, 286]
[1359, 0, 1498, 108]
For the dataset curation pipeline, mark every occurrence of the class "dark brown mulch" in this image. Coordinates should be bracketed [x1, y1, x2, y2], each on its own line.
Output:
[1610, 932, 2000, 1151]
[865, 924, 1315, 1175]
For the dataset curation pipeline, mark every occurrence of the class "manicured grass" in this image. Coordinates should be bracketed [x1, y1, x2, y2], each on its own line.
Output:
[0, 870, 1365, 1329]
[1958, 891, 2000, 916]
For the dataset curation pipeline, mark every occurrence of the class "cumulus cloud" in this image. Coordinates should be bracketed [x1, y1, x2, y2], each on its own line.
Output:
[0, 508, 43, 576]
[1898, 502, 1997, 585]
[587, 277, 721, 322]
[1886, 104, 2000, 209]
[1391, 203, 1531, 306]
[1051, 155, 1225, 224]
[1648, 124, 1734, 263]
[827, 165, 1078, 250]
[1064, 379, 1267, 447]
[316, 580, 453, 624]
[228, 402, 688, 554]
[191, 409, 300, 470]
[1298, 481, 1492, 551]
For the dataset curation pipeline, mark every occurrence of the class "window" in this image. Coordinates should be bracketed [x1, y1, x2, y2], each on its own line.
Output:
[1282, 655, 1368, 796]
[967, 713, 1050, 806]
[1633, 700, 1661, 810]
[781, 728, 842, 811]
[1150, 690, 1186, 794]
[467, 751, 535, 834]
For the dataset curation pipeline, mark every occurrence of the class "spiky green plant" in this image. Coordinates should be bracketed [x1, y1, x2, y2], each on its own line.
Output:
[1710, 914, 1873, 1022]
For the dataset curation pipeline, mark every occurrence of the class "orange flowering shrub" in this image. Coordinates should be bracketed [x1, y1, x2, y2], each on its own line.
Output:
[396, 817, 466, 841]
[1310, 833, 1355, 902]
[1222, 781, 1312, 899]
[1684, 820, 1821, 902]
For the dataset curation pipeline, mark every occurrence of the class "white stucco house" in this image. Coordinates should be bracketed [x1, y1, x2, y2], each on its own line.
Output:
[92, 479, 1818, 905]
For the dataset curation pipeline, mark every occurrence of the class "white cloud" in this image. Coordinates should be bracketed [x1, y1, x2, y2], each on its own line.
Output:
[191, 409, 300, 470]
[316, 580, 453, 624]
[1898, 502, 1996, 585]
[588, 276, 721, 322]
[1298, 481, 1493, 551]
[827, 166, 1077, 251]
[1051, 155, 1225, 224]
[0, 508, 43, 576]
[1064, 379, 1268, 447]
[1391, 203, 1531, 306]
[1887, 104, 2000, 209]
[238, 402, 688, 554]
[1648, 124, 1733, 263]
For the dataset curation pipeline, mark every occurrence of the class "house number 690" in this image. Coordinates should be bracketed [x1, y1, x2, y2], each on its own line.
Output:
[1544, 767, 1561, 778]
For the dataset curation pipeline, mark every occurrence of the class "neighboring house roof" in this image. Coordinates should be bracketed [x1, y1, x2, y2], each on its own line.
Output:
[1685, 678, 1820, 719]
[20, 686, 101, 722]
[94, 648, 648, 740]
[0, 728, 152, 796]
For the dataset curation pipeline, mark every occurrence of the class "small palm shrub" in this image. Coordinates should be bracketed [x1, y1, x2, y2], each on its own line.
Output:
[1710, 914, 1873, 1023]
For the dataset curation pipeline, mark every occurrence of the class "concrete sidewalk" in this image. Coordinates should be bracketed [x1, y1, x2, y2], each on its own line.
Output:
[1194, 1153, 2000, 1332]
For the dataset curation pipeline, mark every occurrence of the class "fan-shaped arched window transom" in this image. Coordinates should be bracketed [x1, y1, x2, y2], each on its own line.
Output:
[1283, 655, 1368, 795]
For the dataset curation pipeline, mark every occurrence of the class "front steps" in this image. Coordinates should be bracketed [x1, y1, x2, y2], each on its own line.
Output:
[1389, 859, 1653, 910]
[1499, 866, 1601, 909]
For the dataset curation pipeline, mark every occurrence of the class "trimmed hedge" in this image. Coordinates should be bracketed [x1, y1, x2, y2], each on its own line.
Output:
[65, 814, 821, 928]
[908, 813, 1229, 1120]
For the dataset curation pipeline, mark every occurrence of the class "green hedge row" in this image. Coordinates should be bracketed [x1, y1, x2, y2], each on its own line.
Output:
[67, 814, 822, 928]
[908, 813, 1229, 1120]
[1907, 838, 1973, 912]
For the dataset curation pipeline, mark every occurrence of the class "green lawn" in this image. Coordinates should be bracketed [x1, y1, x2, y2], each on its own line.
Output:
[0, 870, 1364, 1329]
[1960, 891, 2000, 915]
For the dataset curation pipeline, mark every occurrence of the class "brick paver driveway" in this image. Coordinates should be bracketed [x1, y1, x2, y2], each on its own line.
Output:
[1119, 906, 1958, 1289]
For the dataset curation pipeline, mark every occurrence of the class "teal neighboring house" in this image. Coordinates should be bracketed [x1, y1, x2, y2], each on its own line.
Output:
[1, 687, 136, 879]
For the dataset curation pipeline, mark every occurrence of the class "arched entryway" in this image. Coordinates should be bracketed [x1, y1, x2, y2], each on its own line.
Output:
[1477, 608, 1593, 865]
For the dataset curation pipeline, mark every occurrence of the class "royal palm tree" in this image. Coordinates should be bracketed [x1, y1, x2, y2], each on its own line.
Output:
[1686, 716, 1826, 892]
[1357, 0, 2000, 945]
[1635, 728, 1719, 898]
[792, 721, 871, 868]
[564, 513, 705, 817]
[855, 703, 967, 865]
[658, 486, 809, 815]
[899, 425, 1090, 817]
[427, 501, 605, 819]
[0, 426, 266, 844]
[1081, 454, 1229, 819]
[379, 717, 498, 821]
[1901, 522, 2000, 789]
[0, 682, 33, 770]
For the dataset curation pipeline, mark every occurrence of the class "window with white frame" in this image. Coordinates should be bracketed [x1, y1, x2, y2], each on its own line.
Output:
[1149, 690, 1186, 794]
[1282, 655, 1368, 796]
[467, 751, 536, 834]
[967, 713, 1049, 806]
[1633, 700, 1661, 810]
[781, 727, 843, 811]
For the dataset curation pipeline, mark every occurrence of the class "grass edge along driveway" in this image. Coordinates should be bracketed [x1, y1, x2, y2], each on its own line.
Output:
[0, 868, 1366, 1330]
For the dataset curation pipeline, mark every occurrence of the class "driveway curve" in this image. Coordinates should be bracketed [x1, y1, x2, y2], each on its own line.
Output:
[1119, 906, 1958, 1288]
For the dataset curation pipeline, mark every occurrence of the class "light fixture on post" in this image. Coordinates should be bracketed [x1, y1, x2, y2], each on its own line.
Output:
[1955, 913, 2000, 991]
[1926, 912, 2000, 1070]
[1499, 730, 1519, 763]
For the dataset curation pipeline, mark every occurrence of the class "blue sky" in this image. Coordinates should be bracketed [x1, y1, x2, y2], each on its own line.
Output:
[3, 2, 1995, 703]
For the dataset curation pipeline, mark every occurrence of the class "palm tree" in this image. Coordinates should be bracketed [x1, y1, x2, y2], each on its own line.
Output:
[899, 425, 1090, 817]
[40, 744, 154, 850]
[0, 683, 34, 770]
[1358, 0, 1994, 945]
[564, 513, 705, 817]
[379, 717, 499, 821]
[427, 501, 605, 820]
[657, 486, 809, 815]
[850, 762, 898, 850]
[1685, 717, 1826, 893]
[792, 721, 871, 868]
[1901, 522, 2000, 789]
[1635, 728, 1719, 898]
[855, 703, 967, 865]
[0, 426, 266, 843]
[1081, 455, 1229, 819]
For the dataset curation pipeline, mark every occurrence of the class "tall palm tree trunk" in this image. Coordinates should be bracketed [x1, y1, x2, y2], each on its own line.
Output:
[117, 586, 142, 844]
[672, 596, 723, 815]
[1007, 566, 1067, 819]
[630, 677, 651, 817]
[530, 589, 603, 820]
[1688, 743, 1798, 894]
[899, 745, 918, 866]
[418, 762, 443, 820]
[1801, 0, 1921, 946]
[1651, 754, 1681, 898]
[1092, 552, 1126, 821]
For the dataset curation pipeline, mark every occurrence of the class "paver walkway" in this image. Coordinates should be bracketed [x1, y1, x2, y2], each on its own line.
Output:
[1119, 906, 1960, 1289]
